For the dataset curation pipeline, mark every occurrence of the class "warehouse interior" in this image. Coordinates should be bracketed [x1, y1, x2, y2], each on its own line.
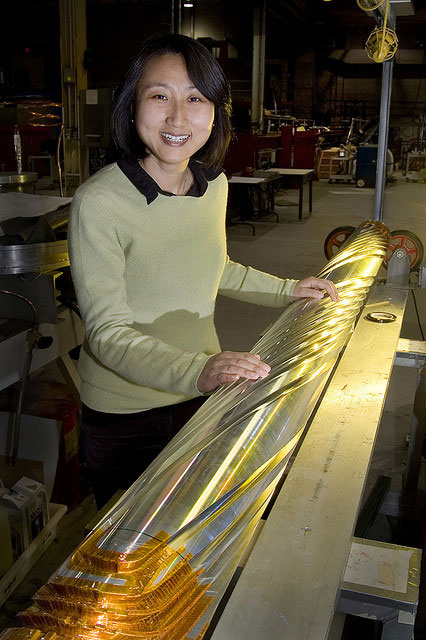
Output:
[1, 0, 426, 639]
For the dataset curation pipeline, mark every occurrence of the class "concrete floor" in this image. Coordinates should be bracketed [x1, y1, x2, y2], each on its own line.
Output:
[1, 175, 425, 632]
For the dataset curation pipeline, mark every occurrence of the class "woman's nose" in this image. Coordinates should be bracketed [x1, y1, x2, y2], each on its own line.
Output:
[165, 100, 187, 127]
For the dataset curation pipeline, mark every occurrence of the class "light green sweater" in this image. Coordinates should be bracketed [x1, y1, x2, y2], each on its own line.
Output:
[69, 163, 297, 413]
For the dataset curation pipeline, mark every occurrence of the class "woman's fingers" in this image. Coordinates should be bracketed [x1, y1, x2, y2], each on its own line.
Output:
[293, 277, 340, 302]
[309, 278, 339, 301]
[197, 351, 270, 393]
[216, 352, 270, 379]
[223, 352, 270, 377]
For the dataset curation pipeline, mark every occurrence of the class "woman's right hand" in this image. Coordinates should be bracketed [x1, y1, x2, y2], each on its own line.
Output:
[197, 351, 271, 393]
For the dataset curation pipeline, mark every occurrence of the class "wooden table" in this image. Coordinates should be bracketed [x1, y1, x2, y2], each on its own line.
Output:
[264, 168, 314, 220]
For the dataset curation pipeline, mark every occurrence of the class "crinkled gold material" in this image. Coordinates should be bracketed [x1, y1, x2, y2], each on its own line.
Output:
[16, 529, 211, 640]
[0, 631, 65, 640]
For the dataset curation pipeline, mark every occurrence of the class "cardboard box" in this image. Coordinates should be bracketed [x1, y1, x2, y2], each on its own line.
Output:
[1, 477, 49, 558]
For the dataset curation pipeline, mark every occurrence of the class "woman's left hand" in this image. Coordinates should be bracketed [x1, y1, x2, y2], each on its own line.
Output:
[293, 277, 339, 302]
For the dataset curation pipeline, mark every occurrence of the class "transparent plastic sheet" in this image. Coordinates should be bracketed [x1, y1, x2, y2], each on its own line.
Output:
[2, 220, 389, 640]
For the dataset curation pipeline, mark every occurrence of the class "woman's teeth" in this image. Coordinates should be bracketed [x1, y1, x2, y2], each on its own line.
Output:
[161, 133, 190, 142]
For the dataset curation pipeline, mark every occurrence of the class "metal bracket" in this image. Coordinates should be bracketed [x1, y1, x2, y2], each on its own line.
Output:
[337, 537, 420, 640]
[418, 266, 426, 289]
[387, 248, 411, 286]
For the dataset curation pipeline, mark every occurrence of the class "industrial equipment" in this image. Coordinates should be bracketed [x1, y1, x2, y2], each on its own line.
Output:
[0, 194, 80, 483]
[326, 141, 393, 187]
[328, 148, 356, 184]
[324, 225, 424, 272]
[356, 143, 379, 187]
[0, 100, 64, 196]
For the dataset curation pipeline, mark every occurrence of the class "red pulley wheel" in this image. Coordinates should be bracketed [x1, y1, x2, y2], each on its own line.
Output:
[383, 230, 424, 271]
[324, 225, 356, 260]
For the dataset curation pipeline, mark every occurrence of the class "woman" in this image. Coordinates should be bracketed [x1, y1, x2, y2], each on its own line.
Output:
[69, 34, 338, 509]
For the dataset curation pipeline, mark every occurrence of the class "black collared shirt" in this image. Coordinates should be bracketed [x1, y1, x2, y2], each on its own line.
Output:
[117, 154, 222, 205]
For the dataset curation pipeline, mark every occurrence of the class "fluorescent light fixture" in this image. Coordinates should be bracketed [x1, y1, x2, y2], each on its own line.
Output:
[184, 2, 193, 6]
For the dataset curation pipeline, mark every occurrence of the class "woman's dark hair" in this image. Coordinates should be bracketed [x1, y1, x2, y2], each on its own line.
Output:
[112, 34, 232, 169]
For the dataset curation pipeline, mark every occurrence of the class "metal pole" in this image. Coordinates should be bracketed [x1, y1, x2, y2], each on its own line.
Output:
[259, 1, 265, 131]
[190, 5, 194, 38]
[373, 58, 393, 221]
[251, 0, 266, 131]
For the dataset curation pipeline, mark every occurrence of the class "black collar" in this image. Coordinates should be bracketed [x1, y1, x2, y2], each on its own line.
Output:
[117, 154, 222, 205]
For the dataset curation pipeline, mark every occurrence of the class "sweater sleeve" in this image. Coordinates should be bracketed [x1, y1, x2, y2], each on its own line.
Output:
[218, 256, 297, 308]
[69, 190, 210, 397]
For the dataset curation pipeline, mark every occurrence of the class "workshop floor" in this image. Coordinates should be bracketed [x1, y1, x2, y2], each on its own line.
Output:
[1, 174, 425, 636]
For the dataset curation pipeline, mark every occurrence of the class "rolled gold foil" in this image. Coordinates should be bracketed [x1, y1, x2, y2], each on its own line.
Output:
[2, 220, 389, 640]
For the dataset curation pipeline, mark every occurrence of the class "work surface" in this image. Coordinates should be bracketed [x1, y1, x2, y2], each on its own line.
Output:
[210, 284, 408, 640]
[264, 168, 314, 176]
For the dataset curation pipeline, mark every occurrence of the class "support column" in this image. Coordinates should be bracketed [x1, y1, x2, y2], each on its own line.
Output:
[373, 59, 393, 221]
[59, 0, 87, 194]
[251, 0, 266, 132]
[171, 0, 182, 34]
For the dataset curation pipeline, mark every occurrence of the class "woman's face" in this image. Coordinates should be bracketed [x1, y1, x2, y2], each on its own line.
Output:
[134, 53, 215, 170]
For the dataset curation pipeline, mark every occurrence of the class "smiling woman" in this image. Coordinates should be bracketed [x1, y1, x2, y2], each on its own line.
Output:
[133, 54, 215, 194]
[68, 34, 338, 510]
[112, 34, 232, 172]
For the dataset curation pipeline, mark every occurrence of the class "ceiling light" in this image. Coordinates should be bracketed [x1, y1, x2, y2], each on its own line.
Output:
[184, 2, 193, 6]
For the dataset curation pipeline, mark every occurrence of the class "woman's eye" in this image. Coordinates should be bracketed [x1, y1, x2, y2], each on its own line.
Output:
[153, 94, 167, 100]
[188, 96, 201, 102]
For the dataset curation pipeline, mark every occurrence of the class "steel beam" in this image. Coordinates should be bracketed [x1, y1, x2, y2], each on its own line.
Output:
[251, 1, 266, 132]
[374, 59, 393, 221]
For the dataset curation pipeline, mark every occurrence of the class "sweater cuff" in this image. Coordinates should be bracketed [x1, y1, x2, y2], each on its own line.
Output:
[282, 279, 297, 299]
[189, 353, 213, 396]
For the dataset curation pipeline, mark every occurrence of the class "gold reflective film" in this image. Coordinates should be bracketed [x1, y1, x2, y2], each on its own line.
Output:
[1, 220, 389, 640]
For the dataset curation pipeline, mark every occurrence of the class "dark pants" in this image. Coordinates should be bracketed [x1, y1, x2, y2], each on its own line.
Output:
[81, 396, 205, 509]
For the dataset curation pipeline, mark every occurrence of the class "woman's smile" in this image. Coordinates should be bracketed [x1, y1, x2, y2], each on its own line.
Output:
[160, 132, 191, 145]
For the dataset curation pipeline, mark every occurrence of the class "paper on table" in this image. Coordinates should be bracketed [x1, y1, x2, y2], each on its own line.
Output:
[343, 541, 413, 594]
[0, 193, 72, 222]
